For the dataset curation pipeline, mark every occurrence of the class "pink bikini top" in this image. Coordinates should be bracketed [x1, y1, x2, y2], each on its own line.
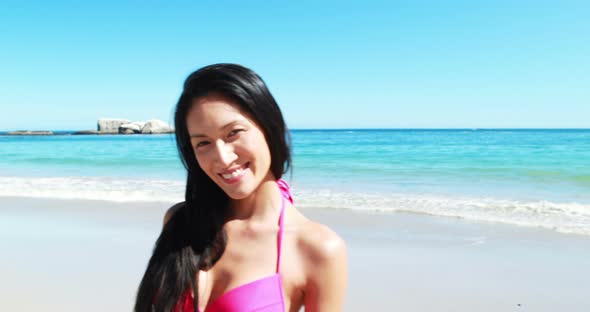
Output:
[173, 179, 293, 312]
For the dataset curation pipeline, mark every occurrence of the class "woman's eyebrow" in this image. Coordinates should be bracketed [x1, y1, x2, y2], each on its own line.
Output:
[190, 120, 245, 138]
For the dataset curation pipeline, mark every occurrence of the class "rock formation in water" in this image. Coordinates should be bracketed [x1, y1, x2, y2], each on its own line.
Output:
[97, 118, 173, 134]
[97, 118, 131, 133]
[5, 118, 174, 135]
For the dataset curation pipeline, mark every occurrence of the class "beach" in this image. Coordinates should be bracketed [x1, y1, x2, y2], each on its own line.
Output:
[1, 129, 589, 310]
[2, 196, 589, 311]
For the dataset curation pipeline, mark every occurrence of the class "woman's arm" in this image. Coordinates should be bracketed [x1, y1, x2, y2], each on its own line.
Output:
[302, 223, 348, 312]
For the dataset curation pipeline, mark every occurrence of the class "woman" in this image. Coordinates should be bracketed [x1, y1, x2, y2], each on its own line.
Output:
[135, 64, 347, 312]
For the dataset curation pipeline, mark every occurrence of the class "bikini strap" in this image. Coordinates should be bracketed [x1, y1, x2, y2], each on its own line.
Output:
[276, 179, 292, 273]
[277, 179, 294, 205]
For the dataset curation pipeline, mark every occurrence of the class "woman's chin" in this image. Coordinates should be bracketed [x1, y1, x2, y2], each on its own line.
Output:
[221, 182, 255, 200]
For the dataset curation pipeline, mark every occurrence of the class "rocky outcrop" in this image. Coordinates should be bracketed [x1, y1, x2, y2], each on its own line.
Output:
[96, 118, 172, 134]
[97, 118, 130, 133]
[140, 119, 174, 134]
[7, 130, 53, 135]
[119, 122, 146, 134]
[3, 118, 173, 136]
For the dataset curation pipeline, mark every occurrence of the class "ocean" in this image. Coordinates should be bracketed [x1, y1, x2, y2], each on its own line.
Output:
[1, 129, 589, 235]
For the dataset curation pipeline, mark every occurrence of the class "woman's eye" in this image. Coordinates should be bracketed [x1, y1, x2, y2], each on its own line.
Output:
[195, 141, 209, 148]
[228, 129, 243, 137]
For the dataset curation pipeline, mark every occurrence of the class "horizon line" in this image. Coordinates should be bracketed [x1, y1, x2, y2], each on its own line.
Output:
[1, 127, 590, 133]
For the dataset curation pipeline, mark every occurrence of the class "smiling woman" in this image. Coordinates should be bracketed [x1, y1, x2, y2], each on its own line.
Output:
[186, 94, 273, 202]
[134, 64, 347, 312]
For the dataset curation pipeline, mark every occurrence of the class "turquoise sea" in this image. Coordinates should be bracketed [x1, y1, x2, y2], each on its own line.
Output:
[1, 129, 589, 235]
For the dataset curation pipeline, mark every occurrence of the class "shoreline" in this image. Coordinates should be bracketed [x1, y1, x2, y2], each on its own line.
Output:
[1, 196, 589, 311]
[1, 188, 589, 237]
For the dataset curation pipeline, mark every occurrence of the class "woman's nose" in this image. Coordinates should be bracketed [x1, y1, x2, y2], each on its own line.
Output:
[214, 141, 237, 166]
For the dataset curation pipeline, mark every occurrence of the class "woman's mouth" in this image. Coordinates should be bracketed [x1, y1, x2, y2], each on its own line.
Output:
[219, 162, 250, 183]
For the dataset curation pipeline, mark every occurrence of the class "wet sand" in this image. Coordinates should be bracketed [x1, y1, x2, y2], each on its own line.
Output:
[1, 196, 589, 311]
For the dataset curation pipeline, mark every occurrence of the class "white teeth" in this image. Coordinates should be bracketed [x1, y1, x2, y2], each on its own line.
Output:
[221, 167, 244, 180]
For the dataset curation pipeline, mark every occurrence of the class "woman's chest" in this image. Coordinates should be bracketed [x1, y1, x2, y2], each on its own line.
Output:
[196, 230, 306, 311]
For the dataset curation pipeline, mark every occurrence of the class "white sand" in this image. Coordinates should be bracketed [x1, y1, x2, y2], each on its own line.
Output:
[1, 197, 589, 311]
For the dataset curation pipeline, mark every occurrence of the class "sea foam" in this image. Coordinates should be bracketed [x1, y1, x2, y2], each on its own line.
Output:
[0, 176, 184, 203]
[1, 176, 589, 236]
[293, 188, 590, 236]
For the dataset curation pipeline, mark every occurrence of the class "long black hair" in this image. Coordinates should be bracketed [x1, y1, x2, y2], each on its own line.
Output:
[134, 63, 292, 312]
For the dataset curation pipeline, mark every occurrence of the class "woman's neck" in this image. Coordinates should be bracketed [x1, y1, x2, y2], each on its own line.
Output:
[226, 179, 282, 223]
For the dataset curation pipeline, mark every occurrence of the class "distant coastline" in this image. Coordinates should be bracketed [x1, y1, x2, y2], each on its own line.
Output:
[1, 118, 174, 135]
[0, 131, 176, 136]
[1, 128, 589, 135]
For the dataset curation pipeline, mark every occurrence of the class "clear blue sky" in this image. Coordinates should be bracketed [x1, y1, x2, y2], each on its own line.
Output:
[1, 0, 588, 130]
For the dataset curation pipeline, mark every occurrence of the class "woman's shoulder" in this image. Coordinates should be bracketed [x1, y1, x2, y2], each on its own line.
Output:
[288, 210, 347, 308]
[289, 210, 347, 271]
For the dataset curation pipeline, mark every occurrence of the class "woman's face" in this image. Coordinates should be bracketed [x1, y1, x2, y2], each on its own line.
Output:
[186, 93, 274, 199]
